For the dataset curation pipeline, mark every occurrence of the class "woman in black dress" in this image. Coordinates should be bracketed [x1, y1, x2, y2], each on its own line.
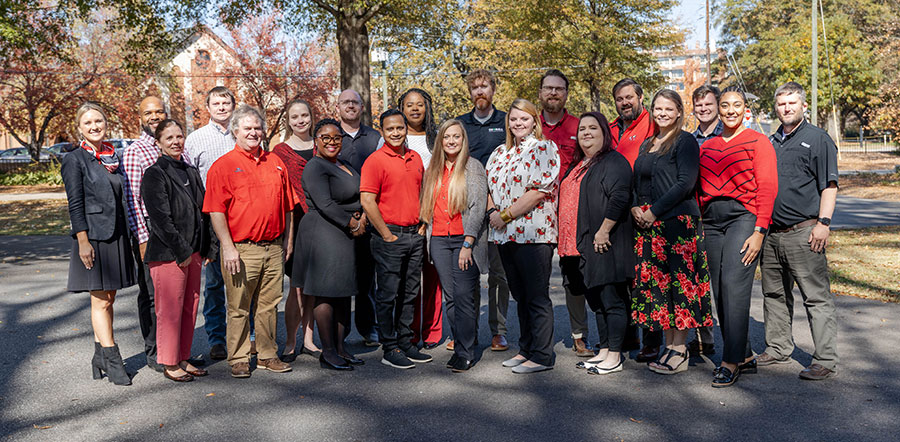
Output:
[294, 119, 368, 370]
[61, 102, 137, 386]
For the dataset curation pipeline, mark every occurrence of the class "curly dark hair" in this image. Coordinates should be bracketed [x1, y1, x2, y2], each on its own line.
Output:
[314, 118, 343, 137]
[719, 85, 747, 104]
[398, 88, 437, 152]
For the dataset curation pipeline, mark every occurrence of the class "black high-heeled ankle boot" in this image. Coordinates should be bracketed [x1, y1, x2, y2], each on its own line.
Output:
[101, 344, 132, 386]
[91, 342, 104, 380]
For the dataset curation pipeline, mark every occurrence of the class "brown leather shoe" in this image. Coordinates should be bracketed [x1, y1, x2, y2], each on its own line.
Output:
[799, 363, 835, 380]
[257, 357, 292, 373]
[231, 362, 251, 378]
[250, 341, 257, 355]
[635, 346, 660, 363]
[757, 352, 791, 366]
[573, 338, 594, 357]
[446, 340, 455, 351]
[209, 343, 227, 360]
[491, 335, 509, 351]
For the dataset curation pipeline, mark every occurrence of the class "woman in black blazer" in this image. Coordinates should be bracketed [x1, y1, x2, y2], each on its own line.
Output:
[562, 112, 635, 375]
[142, 119, 217, 382]
[630, 89, 713, 375]
[62, 102, 137, 386]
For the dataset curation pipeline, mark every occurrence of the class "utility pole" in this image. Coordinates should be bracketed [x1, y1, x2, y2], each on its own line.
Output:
[706, 0, 711, 85]
[811, 0, 818, 125]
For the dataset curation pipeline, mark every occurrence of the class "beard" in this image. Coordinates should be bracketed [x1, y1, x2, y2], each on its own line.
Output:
[781, 112, 804, 127]
[474, 97, 491, 111]
[142, 124, 154, 137]
[542, 99, 563, 114]
[617, 104, 641, 122]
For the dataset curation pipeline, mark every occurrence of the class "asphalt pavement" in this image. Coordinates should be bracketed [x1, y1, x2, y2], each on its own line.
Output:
[1, 235, 899, 441]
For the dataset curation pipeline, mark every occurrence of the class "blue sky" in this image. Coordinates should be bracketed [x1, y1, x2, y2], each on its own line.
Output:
[672, 0, 721, 49]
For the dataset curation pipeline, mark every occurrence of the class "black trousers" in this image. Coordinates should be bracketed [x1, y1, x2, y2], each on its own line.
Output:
[498, 242, 555, 366]
[370, 228, 424, 352]
[131, 235, 156, 363]
[430, 235, 481, 361]
[585, 283, 629, 353]
[703, 199, 758, 364]
[353, 232, 378, 338]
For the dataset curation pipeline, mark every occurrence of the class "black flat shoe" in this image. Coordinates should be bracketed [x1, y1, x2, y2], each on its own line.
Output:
[712, 366, 740, 388]
[341, 354, 365, 366]
[423, 342, 439, 350]
[279, 352, 298, 363]
[739, 358, 758, 374]
[319, 355, 353, 371]
[301, 347, 322, 358]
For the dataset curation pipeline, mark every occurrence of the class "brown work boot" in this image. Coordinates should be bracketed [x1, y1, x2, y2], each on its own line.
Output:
[256, 357, 292, 373]
[231, 362, 251, 378]
[491, 334, 509, 351]
[573, 337, 594, 357]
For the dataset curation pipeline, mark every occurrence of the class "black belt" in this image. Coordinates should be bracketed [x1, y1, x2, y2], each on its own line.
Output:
[387, 224, 419, 234]
[236, 238, 279, 246]
[772, 219, 817, 233]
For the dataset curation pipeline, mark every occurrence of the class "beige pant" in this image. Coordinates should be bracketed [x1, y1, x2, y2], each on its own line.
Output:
[223, 242, 283, 364]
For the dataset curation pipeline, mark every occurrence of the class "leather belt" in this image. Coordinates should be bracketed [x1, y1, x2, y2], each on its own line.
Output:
[387, 224, 419, 234]
[772, 218, 817, 233]
[236, 238, 279, 246]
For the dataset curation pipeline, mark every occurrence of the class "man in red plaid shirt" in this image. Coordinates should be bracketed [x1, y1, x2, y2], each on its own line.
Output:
[122, 96, 167, 373]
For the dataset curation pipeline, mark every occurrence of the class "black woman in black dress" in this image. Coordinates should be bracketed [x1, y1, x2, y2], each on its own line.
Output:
[293, 119, 368, 370]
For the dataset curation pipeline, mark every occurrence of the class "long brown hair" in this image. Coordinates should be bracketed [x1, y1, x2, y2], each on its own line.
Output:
[282, 99, 316, 141]
[420, 119, 470, 223]
[639, 89, 684, 156]
[504, 98, 544, 148]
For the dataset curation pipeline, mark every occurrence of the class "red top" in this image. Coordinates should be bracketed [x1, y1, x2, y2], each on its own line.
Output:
[557, 160, 589, 257]
[699, 129, 779, 229]
[610, 108, 656, 168]
[431, 164, 465, 236]
[541, 110, 579, 174]
[360, 145, 424, 227]
[269, 142, 311, 213]
[202, 145, 299, 242]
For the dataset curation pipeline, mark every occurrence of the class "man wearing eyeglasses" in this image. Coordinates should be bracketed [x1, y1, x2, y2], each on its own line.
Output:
[539, 69, 580, 175]
[336, 89, 382, 347]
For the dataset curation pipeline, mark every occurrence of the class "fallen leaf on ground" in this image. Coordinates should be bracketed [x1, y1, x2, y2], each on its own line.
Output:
[206, 393, 215, 397]
[629, 418, 641, 423]
[159, 423, 164, 428]
[33, 424, 52, 430]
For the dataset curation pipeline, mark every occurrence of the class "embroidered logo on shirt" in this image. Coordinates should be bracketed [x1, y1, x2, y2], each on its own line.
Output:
[800, 142, 811, 148]
[489, 128, 504, 132]
[235, 167, 243, 172]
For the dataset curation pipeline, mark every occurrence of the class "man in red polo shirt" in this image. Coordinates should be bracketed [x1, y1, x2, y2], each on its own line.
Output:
[203, 105, 298, 378]
[537, 69, 593, 357]
[609, 78, 656, 167]
[360, 109, 431, 370]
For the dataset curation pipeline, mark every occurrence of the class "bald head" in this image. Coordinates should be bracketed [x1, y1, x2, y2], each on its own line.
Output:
[336, 89, 363, 125]
[139, 96, 167, 136]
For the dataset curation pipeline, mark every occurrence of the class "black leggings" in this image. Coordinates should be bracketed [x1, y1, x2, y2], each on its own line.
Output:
[584, 283, 629, 353]
[314, 296, 351, 363]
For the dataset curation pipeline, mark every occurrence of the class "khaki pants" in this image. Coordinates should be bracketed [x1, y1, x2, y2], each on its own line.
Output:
[223, 242, 284, 364]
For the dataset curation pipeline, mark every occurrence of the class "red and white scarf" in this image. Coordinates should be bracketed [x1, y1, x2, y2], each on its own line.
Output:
[80, 140, 119, 173]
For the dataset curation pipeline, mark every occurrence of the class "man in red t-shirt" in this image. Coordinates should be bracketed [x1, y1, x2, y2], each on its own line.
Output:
[360, 109, 431, 370]
[608, 78, 662, 362]
[609, 78, 656, 168]
[203, 105, 298, 378]
[538, 69, 592, 357]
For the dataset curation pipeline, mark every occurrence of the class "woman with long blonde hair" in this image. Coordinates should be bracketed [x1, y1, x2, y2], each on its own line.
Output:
[420, 119, 488, 372]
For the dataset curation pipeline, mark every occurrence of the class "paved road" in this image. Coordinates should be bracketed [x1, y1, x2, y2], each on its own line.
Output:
[1, 236, 899, 441]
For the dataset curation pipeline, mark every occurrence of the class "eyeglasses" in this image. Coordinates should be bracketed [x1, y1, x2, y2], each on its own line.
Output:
[318, 135, 342, 145]
[339, 100, 361, 106]
[541, 86, 567, 94]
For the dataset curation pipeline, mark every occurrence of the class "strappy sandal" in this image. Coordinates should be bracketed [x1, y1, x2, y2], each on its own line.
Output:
[648, 349, 688, 374]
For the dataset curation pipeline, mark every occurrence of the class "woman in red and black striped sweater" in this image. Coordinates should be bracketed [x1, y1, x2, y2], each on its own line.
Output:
[699, 87, 778, 388]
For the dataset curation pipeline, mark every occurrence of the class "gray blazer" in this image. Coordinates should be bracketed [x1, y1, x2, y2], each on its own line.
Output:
[426, 159, 489, 274]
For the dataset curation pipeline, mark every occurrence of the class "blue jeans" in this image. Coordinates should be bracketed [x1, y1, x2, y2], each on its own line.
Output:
[203, 258, 227, 347]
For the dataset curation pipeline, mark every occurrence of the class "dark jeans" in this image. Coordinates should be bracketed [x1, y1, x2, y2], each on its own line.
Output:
[370, 228, 425, 352]
[584, 283, 629, 353]
[131, 235, 157, 363]
[430, 235, 481, 361]
[703, 199, 759, 364]
[203, 257, 227, 347]
[498, 242, 555, 366]
[353, 233, 378, 339]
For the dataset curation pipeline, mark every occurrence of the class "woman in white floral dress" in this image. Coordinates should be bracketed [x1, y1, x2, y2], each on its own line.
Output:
[485, 98, 560, 374]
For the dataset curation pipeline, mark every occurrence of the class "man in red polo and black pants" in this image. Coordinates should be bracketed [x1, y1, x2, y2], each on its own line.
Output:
[361, 109, 433, 369]
[204, 105, 298, 378]
[609, 78, 663, 362]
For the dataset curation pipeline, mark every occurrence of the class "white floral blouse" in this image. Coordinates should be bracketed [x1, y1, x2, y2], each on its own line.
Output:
[486, 135, 560, 244]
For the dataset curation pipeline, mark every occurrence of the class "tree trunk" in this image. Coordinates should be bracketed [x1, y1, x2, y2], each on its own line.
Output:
[337, 16, 372, 126]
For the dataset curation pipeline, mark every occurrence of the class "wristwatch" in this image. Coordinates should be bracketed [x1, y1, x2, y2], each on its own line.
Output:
[754, 226, 768, 234]
[462, 240, 473, 249]
[817, 217, 832, 226]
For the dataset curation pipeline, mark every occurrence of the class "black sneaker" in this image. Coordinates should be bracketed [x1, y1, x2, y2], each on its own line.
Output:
[446, 354, 460, 368]
[381, 349, 415, 369]
[404, 347, 433, 363]
[450, 357, 475, 372]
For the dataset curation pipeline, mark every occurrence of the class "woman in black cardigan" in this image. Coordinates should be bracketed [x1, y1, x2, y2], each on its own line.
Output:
[564, 111, 635, 375]
[62, 102, 137, 386]
[630, 89, 713, 375]
[142, 120, 217, 382]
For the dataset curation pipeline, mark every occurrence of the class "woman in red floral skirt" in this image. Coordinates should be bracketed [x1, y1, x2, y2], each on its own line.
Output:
[630, 89, 713, 375]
